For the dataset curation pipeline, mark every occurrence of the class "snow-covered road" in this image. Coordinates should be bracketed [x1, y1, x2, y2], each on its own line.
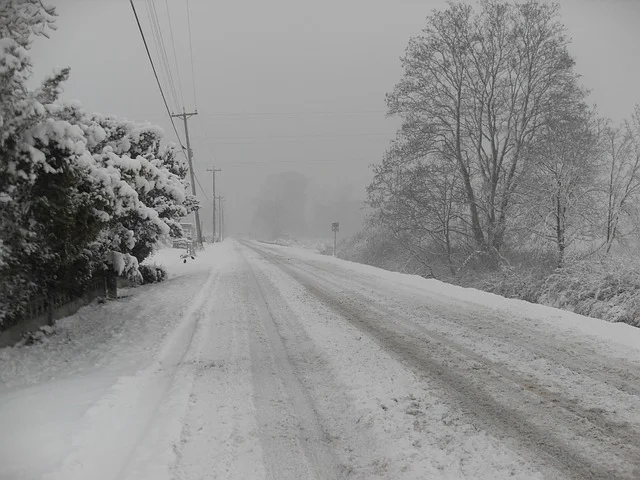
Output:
[2, 239, 640, 479]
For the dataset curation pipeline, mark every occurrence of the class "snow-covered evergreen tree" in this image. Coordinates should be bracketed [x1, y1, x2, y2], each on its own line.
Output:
[0, 1, 196, 327]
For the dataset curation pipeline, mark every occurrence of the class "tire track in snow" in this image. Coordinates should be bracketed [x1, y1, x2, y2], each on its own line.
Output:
[43, 265, 220, 480]
[170, 250, 266, 480]
[243, 246, 405, 479]
[253, 243, 640, 420]
[282, 253, 640, 426]
[246, 241, 640, 480]
[284, 248, 640, 397]
[240, 247, 340, 480]
[118, 264, 224, 480]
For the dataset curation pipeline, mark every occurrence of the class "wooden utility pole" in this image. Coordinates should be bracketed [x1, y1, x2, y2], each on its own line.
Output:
[216, 196, 224, 241]
[221, 198, 225, 240]
[206, 166, 221, 242]
[171, 110, 203, 246]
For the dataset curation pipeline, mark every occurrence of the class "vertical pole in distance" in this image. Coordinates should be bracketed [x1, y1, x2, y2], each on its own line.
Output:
[171, 110, 202, 246]
[207, 166, 221, 242]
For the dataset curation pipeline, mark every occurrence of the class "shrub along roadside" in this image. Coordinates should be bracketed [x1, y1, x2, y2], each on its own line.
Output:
[0, 2, 196, 329]
[338, 230, 640, 328]
[138, 264, 168, 285]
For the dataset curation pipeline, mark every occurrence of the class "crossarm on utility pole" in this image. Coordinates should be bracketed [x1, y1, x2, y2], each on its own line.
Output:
[171, 110, 203, 246]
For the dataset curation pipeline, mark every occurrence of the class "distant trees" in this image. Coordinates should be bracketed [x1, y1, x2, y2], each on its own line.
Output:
[0, 1, 196, 327]
[368, 0, 640, 273]
[251, 172, 308, 238]
[520, 103, 601, 267]
[600, 109, 640, 254]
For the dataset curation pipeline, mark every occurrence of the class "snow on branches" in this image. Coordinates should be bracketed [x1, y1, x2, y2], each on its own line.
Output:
[0, 1, 194, 326]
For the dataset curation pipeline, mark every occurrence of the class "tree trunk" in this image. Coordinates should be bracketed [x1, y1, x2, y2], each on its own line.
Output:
[556, 192, 565, 268]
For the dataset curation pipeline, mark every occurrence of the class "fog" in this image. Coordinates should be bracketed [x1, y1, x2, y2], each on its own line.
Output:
[29, 0, 640, 238]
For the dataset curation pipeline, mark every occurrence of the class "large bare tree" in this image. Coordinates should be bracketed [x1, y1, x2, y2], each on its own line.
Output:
[520, 103, 601, 267]
[600, 106, 640, 253]
[380, 0, 585, 257]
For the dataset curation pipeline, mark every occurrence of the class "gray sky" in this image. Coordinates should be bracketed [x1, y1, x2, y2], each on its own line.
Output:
[30, 0, 640, 235]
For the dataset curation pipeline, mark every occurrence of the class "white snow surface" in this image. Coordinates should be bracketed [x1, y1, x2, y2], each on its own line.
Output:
[0, 240, 639, 480]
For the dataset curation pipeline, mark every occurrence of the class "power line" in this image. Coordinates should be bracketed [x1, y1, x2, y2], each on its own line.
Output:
[164, 0, 186, 109]
[130, 109, 390, 121]
[192, 132, 393, 145]
[132, 0, 210, 218]
[197, 132, 391, 140]
[144, 0, 172, 109]
[195, 174, 211, 203]
[129, 0, 184, 147]
[220, 158, 371, 165]
[145, 0, 181, 110]
[149, 0, 180, 108]
[186, 0, 198, 110]
[142, 0, 174, 112]
[199, 109, 387, 118]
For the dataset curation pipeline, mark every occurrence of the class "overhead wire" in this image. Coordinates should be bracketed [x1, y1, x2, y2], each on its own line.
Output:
[199, 110, 387, 118]
[131, 0, 210, 208]
[150, 0, 181, 109]
[129, 0, 184, 147]
[132, 109, 389, 120]
[164, 0, 186, 110]
[150, 0, 209, 206]
[146, 0, 182, 111]
[220, 158, 371, 165]
[142, 0, 175, 112]
[185, 0, 198, 110]
[194, 175, 211, 202]
[198, 132, 391, 140]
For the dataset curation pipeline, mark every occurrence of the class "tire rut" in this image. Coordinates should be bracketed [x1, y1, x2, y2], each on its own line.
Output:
[257, 243, 640, 398]
[240, 248, 340, 480]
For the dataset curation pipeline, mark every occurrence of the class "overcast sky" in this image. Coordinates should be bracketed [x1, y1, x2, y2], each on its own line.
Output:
[29, 0, 640, 235]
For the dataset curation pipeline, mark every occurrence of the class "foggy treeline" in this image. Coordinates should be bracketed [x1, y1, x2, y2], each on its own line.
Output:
[251, 172, 366, 239]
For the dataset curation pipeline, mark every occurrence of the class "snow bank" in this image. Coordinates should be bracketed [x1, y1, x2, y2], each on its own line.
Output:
[263, 243, 640, 355]
[0, 243, 229, 480]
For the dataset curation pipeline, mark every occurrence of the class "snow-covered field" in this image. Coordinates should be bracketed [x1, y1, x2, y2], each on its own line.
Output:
[1, 240, 639, 479]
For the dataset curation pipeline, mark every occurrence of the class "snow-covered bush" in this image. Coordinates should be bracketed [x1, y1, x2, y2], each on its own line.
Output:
[0, 2, 195, 328]
[17, 325, 56, 347]
[138, 264, 168, 284]
[538, 259, 640, 327]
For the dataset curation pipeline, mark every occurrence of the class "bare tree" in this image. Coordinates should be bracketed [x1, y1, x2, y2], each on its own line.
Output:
[600, 106, 640, 253]
[383, 0, 584, 257]
[368, 139, 466, 275]
[521, 103, 600, 267]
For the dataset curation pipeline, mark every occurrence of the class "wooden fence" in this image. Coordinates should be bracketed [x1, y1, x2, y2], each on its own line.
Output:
[0, 273, 116, 348]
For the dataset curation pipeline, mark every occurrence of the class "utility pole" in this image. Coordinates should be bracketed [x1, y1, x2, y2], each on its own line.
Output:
[221, 197, 225, 240]
[171, 109, 203, 246]
[206, 166, 221, 242]
[216, 196, 224, 241]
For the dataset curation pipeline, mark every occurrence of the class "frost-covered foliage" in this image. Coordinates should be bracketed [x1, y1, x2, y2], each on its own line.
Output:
[338, 225, 437, 278]
[0, 2, 195, 327]
[538, 260, 640, 327]
[138, 263, 168, 284]
[470, 257, 640, 328]
[341, 226, 640, 327]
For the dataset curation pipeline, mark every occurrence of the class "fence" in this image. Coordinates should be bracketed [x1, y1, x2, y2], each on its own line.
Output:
[0, 274, 115, 348]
